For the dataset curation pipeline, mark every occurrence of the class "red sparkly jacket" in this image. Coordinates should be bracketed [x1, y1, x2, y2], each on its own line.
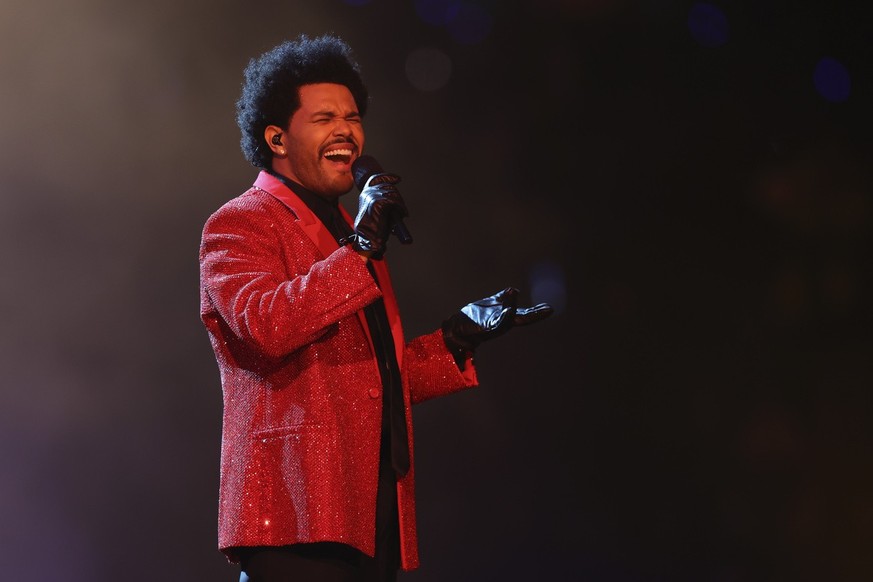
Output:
[199, 171, 477, 570]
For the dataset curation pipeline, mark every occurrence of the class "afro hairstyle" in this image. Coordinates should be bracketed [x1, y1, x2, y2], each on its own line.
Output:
[236, 35, 369, 169]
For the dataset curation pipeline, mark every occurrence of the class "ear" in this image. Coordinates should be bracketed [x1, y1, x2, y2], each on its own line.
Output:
[264, 125, 286, 156]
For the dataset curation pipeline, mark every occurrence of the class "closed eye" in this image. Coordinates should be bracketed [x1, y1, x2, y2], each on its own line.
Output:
[311, 112, 361, 124]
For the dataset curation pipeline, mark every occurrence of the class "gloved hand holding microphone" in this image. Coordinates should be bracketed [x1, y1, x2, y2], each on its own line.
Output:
[349, 155, 411, 260]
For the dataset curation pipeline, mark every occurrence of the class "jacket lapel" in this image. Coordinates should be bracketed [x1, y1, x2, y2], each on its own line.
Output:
[254, 171, 339, 258]
[254, 171, 404, 367]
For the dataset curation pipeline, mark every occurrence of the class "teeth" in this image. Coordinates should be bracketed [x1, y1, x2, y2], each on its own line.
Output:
[324, 149, 353, 158]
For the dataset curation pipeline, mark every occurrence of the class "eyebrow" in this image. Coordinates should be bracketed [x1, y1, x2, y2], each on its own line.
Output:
[311, 110, 360, 118]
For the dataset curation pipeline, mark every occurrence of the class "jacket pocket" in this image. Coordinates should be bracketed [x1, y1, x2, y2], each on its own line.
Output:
[252, 423, 321, 442]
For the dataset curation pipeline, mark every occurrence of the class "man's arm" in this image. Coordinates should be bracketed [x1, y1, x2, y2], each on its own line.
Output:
[200, 200, 381, 359]
[405, 329, 479, 405]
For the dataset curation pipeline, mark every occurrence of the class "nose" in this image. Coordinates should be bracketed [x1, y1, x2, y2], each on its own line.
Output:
[333, 118, 353, 137]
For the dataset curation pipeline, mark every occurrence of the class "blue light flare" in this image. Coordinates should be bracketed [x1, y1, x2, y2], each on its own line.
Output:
[688, 2, 729, 48]
[447, 3, 493, 45]
[814, 57, 851, 103]
[414, 0, 462, 26]
[529, 260, 567, 315]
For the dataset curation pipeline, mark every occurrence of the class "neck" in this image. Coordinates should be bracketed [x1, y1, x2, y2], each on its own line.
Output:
[267, 168, 339, 205]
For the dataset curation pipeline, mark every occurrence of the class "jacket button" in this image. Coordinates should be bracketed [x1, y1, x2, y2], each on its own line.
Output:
[368, 387, 381, 399]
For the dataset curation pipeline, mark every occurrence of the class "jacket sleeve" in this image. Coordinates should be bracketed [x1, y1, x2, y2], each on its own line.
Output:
[404, 329, 478, 405]
[199, 201, 381, 359]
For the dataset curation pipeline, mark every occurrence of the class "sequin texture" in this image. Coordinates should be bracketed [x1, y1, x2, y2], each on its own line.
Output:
[199, 172, 477, 571]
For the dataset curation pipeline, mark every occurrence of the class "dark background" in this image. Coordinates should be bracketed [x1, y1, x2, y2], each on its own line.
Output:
[1, 1, 871, 580]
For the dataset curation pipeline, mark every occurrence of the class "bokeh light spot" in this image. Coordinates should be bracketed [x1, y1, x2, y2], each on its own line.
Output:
[814, 57, 851, 103]
[406, 47, 453, 92]
[688, 2, 729, 48]
[529, 260, 567, 315]
[415, 0, 462, 26]
[447, 3, 493, 45]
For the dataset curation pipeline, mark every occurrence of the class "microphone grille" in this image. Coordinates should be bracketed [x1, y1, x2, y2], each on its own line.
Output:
[352, 155, 383, 190]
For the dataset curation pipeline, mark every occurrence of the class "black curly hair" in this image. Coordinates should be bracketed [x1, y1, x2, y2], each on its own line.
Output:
[236, 35, 369, 168]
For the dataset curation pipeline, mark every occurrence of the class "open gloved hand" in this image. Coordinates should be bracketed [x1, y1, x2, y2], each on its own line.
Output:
[351, 173, 407, 260]
[442, 287, 554, 358]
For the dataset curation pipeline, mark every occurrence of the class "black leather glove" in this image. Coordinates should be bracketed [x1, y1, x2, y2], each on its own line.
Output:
[442, 287, 554, 357]
[351, 173, 407, 260]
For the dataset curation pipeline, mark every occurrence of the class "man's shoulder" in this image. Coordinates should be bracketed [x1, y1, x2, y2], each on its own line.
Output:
[204, 183, 290, 228]
[214, 184, 278, 214]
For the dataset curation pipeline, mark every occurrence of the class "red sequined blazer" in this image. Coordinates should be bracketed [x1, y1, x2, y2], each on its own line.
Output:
[199, 171, 477, 570]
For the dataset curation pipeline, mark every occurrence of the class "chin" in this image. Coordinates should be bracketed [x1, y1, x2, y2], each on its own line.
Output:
[330, 179, 355, 196]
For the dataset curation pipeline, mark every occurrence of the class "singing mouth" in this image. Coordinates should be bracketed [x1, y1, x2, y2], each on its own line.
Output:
[323, 145, 356, 165]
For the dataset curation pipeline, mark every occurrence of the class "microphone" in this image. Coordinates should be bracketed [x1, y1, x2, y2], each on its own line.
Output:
[352, 155, 413, 245]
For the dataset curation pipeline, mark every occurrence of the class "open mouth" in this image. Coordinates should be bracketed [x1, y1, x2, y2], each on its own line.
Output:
[323, 146, 355, 166]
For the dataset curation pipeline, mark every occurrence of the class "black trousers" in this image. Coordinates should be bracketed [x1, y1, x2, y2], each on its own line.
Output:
[239, 451, 400, 582]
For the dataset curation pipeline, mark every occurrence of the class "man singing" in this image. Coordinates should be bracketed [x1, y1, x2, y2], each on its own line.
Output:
[199, 35, 552, 582]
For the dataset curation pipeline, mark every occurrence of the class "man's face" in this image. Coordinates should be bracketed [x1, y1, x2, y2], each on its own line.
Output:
[281, 83, 364, 198]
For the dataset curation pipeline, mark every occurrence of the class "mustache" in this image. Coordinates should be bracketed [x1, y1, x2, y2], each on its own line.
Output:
[320, 137, 359, 155]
